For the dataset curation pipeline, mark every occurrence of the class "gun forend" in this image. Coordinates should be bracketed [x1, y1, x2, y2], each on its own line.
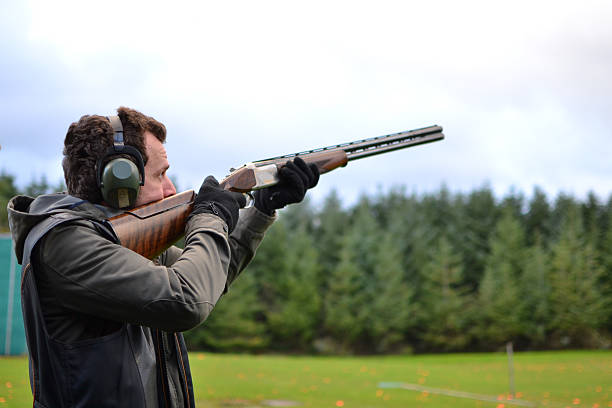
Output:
[220, 150, 348, 192]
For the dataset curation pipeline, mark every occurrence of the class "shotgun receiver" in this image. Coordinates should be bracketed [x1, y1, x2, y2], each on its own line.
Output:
[108, 125, 444, 258]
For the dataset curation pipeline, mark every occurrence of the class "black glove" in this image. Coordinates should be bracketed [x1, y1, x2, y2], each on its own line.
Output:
[190, 176, 246, 233]
[254, 157, 320, 216]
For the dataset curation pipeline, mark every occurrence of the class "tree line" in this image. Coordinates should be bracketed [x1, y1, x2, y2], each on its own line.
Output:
[187, 185, 612, 354]
[1, 172, 611, 353]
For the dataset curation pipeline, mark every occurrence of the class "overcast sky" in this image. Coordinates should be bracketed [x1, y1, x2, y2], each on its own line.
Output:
[1, 0, 611, 207]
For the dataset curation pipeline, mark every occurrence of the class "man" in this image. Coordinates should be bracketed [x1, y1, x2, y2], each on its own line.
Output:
[7, 107, 319, 407]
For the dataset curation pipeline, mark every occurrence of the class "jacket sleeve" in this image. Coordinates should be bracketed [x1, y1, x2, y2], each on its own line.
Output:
[227, 206, 275, 288]
[37, 213, 234, 332]
[159, 206, 276, 291]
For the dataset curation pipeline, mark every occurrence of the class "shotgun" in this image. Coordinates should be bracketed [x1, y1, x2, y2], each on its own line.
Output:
[108, 125, 444, 259]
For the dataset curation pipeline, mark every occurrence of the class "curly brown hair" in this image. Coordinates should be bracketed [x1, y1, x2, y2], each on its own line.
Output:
[62, 107, 166, 203]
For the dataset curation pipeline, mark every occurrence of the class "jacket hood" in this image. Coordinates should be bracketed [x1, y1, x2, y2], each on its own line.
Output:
[7, 193, 121, 264]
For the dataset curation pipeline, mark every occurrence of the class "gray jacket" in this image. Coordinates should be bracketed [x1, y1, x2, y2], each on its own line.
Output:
[8, 192, 274, 407]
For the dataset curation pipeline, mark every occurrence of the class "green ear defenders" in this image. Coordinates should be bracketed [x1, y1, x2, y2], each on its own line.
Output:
[96, 115, 145, 209]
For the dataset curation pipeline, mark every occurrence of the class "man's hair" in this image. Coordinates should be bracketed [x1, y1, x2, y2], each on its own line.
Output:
[62, 107, 166, 203]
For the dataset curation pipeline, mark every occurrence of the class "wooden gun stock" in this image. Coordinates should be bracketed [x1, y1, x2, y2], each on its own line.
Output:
[107, 125, 443, 258]
[108, 190, 195, 259]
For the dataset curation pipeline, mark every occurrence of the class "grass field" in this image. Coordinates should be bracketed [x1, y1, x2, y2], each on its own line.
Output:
[0, 350, 610, 407]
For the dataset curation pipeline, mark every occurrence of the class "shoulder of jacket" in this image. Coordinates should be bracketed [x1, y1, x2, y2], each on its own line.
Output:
[23, 212, 98, 266]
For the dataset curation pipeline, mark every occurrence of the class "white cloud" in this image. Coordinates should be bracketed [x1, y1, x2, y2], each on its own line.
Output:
[0, 0, 610, 203]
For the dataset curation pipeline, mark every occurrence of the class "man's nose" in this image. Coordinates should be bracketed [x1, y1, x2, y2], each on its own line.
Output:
[163, 177, 177, 197]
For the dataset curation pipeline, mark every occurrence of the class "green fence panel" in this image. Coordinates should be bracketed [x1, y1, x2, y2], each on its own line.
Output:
[0, 235, 27, 355]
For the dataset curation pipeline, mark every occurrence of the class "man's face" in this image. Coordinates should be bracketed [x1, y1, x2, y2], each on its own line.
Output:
[133, 131, 177, 207]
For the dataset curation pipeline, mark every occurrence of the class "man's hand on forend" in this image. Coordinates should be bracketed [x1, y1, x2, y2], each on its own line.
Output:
[254, 157, 320, 216]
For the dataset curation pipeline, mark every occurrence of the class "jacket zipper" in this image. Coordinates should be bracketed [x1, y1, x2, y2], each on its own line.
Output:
[154, 329, 170, 407]
[174, 333, 191, 408]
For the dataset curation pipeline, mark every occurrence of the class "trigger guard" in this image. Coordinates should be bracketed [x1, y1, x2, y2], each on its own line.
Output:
[243, 192, 254, 209]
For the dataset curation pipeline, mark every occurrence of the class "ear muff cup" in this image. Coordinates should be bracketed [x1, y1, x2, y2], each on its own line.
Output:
[96, 116, 145, 208]
[100, 157, 141, 209]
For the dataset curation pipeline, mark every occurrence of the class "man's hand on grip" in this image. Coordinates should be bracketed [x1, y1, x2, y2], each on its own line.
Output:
[254, 157, 319, 216]
[191, 176, 246, 233]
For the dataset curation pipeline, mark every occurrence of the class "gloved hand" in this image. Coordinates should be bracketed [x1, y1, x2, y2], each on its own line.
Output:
[190, 176, 247, 233]
[254, 157, 320, 216]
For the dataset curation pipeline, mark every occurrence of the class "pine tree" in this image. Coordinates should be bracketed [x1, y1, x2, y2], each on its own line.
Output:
[246, 218, 290, 310]
[457, 185, 499, 291]
[386, 193, 435, 303]
[548, 205, 608, 347]
[365, 230, 414, 353]
[322, 199, 378, 352]
[525, 187, 552, 247]
[474, 208, 525, 349]
[419, 236, 470, 351]
[421, 185, 458, 236]
[323, 234, 368, 352]
[518, 238, 551, 348]
[600, 198, 612, 333]
[346, 197, 380, 271]
[313, 189, 348, 287]
[550, 193, 576, 241]
[266, 224, 322, 351]
[500, 187, 525, 221]
[581, 191, 607, 261]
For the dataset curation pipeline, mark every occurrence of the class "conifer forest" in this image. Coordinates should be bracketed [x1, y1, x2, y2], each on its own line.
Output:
[189, 185, 612, 354]
[2, 172, 611, 354]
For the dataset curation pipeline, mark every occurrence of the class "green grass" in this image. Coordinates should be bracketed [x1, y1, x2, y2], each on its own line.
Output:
[0, 351, 610, 407]
[0, 357, 30, 407]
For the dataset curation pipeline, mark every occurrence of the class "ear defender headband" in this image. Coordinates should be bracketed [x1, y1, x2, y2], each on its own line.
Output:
[96, 115, 145, 209]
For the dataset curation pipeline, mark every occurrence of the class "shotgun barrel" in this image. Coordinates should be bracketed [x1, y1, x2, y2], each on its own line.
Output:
[250, 125, 444, 166]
